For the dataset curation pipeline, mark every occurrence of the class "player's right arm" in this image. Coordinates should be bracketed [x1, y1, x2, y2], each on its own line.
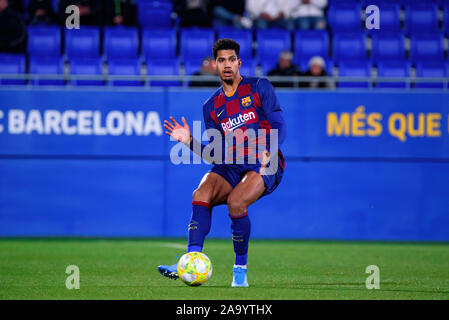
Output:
[163, 109, 225, 164]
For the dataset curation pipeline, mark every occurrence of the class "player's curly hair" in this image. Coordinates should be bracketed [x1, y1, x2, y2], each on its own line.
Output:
[212, 39, 240, 59]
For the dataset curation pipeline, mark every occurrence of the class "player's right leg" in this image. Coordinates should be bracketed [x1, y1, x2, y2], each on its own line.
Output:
[187, 172, 232, 252]
[158, 172, 232, 280]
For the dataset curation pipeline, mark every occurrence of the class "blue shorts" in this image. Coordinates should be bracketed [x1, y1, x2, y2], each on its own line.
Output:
[209, 151, 285, 198]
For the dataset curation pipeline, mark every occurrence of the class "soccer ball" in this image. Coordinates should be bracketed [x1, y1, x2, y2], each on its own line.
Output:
[177, 252, 212, 286]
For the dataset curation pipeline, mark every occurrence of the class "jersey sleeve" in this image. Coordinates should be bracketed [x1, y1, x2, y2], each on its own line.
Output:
[189, 99, 225, 164]
[256, 78, 287, 146]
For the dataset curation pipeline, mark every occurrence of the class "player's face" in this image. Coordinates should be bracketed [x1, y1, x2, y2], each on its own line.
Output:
[215, 50, 241, 84]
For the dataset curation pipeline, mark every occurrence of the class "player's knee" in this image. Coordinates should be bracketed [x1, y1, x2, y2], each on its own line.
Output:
[227, 196, 247, 217]
[192, 188, 210, 203]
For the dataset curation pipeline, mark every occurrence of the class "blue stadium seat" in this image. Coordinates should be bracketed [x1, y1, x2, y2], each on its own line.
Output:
[328, 3, 362, 33]
[361, 0, 397, 6]
[256, 29, 291, 67]
[180, 28, 215, 62]
[415, 62, 449, 89]
[365, 4, 401, 33]
[294, 31, 329, 67]
[337, 61, 372, 88]
[410, 34, 445, 65]
[0, 53, 26, 85]
[29, 57, 65, 86]
[399, 0, 430, 7]
[65, 27, 100, 60]
[138, 1, 173, 29]
[69, 58, 104, 86]
[27, 26, 61, 58]
[444, 5, 449, 36]
[371, 33, 406, 64]
[217, 29, 252, 59]
[332, 33, 367, 63]
[23, 0, 59, 11]
[146, 59, 181, 87]
[260, 60, 277, 76]
[184, 59, 202, 76]
[240, 59, 257, 77]
[436, 0, 449, 9]
[104, 27, 139, 60]
[108, 59, 143, 86]
[142, 29, 177, 60]
[405, 4, 439, 35]
[376, 61, 411, 88]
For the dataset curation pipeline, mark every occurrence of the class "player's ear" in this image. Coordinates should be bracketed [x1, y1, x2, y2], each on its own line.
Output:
[238, 58, 241, 68]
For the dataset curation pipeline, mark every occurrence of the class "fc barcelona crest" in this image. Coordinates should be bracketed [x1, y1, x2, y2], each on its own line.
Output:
[241, 96, 252, 108]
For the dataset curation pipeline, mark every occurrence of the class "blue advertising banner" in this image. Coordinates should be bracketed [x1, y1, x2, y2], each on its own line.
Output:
[0, 87, 448, 240]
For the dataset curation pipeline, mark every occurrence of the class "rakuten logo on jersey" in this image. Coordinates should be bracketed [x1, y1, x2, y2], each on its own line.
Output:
[221, 111, 256, 132]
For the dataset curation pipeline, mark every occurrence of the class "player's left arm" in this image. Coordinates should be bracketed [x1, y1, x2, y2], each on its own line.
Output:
[256, 78, 287, 148]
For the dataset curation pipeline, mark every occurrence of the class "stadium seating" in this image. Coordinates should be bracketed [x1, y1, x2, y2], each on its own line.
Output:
[404, 4, 439, 35]
[240, 59, 258, 77]
[142, 29, 177, 60]
[410, 34, 445, 65]
[256, 29, 291, 66]
[103, 27, 139, 60]
[0, 54, 26, 85]
[415, 62, 449, 89]
[183, 59, 203, 76]
[332, 33, 367, 63]
[337, 61, 371, 88]
[376, 61, 411, 88]
[23, 0, 58, 11]
[69, 58, 104, 86]
[327, 3, 362, 33]
[371, 33, 406, 64]
[65, 27, 100, 60]
[138, 1, 173, 29]
[5, 0, 449, 90]
[444, 5, 449, 36]
[361, 0, 396, 6]
[399, 0, 431, 7]
[217, 29, 252, 59]
[29, 57, 65, 86]
[260, 60, 277, 76]
[293, 31, 330, 67]
[146, 59, 181, 87]
[436, 0, 449, 9]
[108, 59, 143, 86]
[27, 26, 61, 58]
[180, 28, 215, 62]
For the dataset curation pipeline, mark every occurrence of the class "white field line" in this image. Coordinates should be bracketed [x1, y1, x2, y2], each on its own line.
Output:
[157, 242, 186, 250]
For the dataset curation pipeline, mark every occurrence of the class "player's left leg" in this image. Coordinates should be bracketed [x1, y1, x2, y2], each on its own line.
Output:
[227, 171, 266, 287]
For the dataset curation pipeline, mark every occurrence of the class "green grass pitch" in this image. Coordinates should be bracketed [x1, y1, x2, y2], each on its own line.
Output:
[1, 238, 448, 300]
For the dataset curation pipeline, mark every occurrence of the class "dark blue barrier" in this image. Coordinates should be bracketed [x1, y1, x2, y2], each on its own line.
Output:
[0, 87, 448, 240]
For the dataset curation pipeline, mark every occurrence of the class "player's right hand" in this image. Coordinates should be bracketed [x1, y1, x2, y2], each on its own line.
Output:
[163, 116, 191, 145]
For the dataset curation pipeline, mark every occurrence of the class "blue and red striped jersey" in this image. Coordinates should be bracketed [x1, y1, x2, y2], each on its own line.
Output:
[200, 76, 286, 164]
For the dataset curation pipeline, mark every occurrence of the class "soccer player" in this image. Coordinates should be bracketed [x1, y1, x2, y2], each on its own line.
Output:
[158, 39, 286, 287]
